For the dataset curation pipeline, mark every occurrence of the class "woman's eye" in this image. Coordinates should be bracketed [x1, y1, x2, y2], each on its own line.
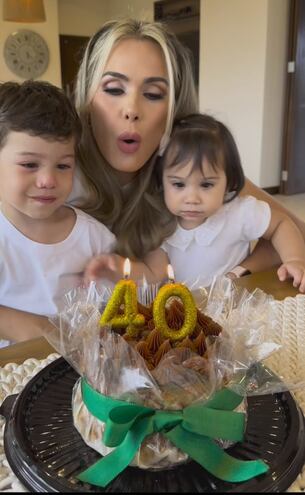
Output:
[57, 164, 72, 170]
[104, 87, 124, 96]
[172, 182, 185, 188]
[144, 92, 164, 101]
[20, 162, 38, 169]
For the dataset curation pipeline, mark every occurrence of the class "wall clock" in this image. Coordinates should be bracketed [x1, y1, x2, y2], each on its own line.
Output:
[3, 29, 49, 79]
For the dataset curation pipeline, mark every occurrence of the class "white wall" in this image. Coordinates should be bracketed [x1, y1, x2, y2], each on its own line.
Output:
[199, 0, 289, 188]
[0, 0, 61, 86]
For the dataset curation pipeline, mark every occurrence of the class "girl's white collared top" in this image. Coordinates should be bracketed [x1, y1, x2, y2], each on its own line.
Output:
[161, 195, 271, 289]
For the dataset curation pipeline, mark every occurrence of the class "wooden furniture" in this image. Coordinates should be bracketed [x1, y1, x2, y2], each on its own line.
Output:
[0, 336, 55, 366]
[0, 268, 299, 366]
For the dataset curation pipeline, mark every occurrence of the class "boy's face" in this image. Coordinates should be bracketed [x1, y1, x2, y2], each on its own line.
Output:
[163, 158, 227, 229]
[0, 131, 75, 224]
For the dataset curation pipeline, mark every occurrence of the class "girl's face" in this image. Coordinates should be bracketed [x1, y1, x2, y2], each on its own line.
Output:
[0, 131, 75, 226]
[90, 38, 169, 183]
[163, 158, 227, 229]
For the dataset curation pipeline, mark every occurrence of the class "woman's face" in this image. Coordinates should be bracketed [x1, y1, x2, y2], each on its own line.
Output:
[90, 38, 169, 183]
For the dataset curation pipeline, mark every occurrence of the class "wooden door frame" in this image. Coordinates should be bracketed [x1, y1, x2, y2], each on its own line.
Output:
[281, 0, 305, 194]
[281, 0, 296, 194]
[59, 34, 89, 97]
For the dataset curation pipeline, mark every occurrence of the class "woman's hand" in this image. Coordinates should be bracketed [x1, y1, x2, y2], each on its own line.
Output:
[84, 254, 122, 285]
[84, 249, 168, 285]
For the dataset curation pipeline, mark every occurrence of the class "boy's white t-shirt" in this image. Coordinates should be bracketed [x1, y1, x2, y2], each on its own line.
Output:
[0, 206, 115, 317]
[161, 195, 271, 289]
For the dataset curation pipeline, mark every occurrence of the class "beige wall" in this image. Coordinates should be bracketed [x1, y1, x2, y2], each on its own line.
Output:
[260, 0, 289, 188]
[199, 0, 289, 187]
[0, 0, 61, 86]
[58, 0, 153, 35]
[103, 0, 154, 22]
[58, 0, 107, 36]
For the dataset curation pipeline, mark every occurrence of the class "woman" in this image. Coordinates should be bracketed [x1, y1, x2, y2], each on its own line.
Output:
[73, 19, 198, 259]
[1, 18, 304, 342]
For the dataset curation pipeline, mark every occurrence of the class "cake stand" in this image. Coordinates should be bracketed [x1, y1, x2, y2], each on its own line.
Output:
[1, 357, 305, 493]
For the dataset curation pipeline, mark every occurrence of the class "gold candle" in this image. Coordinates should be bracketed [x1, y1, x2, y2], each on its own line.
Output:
[153, 265, 197, 342]
[100, 258, 145, 337]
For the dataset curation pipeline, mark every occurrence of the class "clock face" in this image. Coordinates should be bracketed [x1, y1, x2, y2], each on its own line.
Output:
[4, 29, 49, 79]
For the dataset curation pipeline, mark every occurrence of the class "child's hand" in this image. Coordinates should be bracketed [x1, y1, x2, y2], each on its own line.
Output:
[84, 254, 119, 285]
[277, 260, 305, 293]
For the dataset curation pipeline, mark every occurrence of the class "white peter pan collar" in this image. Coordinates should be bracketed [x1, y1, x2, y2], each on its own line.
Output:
[165, 203, 230, 251]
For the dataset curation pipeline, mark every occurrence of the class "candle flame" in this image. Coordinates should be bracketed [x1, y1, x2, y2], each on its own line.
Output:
[124, 258, 131, 279]
[167, 264, 175, 282]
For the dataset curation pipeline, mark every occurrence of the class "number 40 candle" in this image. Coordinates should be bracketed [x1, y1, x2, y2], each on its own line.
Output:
[99, 258, 145, 337]
[153, 265, 197, 341]
[100, 262, 197, 343]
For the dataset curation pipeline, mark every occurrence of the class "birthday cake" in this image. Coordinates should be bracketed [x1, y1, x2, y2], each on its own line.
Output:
[108, 299, 222, 370]
[70, 283, 231, 473]
[46, 276, 278, 486]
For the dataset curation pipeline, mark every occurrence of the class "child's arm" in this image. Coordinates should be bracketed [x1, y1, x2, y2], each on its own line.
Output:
[84, 248, 168, 285]
[0, 306, 54, 342]
[262, 209, 305, 292]
[239, 179, 305, 273]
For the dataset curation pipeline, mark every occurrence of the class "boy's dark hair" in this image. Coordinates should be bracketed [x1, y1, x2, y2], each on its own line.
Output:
[159, 113, 245, 201]
[0, 80, 82, 149]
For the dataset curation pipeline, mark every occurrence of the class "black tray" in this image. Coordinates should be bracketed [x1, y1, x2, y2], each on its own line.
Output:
[1, 356, 305, 493]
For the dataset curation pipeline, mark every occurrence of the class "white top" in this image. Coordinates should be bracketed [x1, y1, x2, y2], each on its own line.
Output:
[0, 206, 115, 317]
[161, 195, 271, 289]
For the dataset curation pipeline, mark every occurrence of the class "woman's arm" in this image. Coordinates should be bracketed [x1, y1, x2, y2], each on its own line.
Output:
[0, 306, 53, 342]
[239, 179, 305, 273]
[84, 249, 168, 285]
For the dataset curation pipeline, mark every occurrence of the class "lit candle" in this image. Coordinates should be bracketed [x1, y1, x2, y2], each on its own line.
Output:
[99, 258, 145, 337]
[153, 265, 197, 342]
[167, 264, 175, 283]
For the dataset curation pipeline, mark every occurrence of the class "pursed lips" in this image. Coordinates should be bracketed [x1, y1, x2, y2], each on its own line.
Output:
[117, 132, 141, 154]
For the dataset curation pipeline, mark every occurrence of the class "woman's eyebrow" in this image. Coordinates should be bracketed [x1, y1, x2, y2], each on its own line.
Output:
[102, 71, 128, 81]
[144, 77, 168, 85]
[102, 71, 168, 85]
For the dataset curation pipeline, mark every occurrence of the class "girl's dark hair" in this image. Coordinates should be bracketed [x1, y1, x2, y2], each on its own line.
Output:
[159, 113, 245, 201]
[0, 80, 82, 149]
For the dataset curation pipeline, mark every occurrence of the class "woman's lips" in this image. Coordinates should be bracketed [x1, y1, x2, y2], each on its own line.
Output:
[117, 132, 141, 154]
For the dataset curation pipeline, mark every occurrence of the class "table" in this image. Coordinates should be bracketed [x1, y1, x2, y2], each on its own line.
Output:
[0, 336, 54, 367]
[0, 269, 304, 492]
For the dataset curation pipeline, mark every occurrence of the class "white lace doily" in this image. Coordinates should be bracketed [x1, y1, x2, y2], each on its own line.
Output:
[1, 295, 305, 491]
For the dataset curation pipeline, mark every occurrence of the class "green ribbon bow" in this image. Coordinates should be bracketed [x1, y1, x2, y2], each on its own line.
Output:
[77, 378, 268, 487]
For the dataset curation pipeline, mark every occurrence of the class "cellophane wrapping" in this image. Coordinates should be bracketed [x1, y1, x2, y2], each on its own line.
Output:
[46, 277, 300, 470]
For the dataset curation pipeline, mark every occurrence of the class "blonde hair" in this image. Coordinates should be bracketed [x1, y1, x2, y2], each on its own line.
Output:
[75, 18, 197, 259]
